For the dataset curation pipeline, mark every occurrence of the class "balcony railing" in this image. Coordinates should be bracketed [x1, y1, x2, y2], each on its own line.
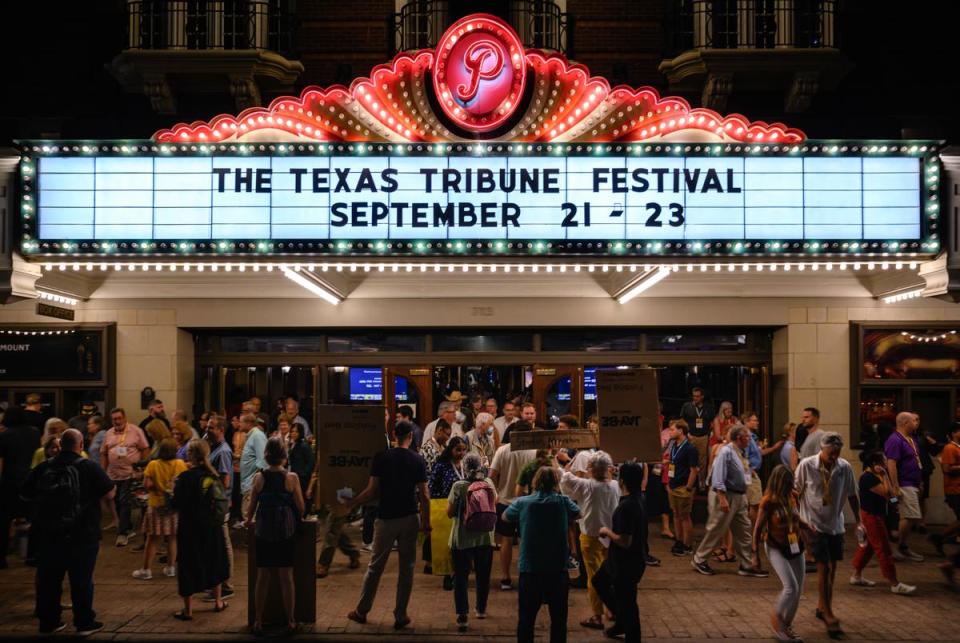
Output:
[125, 0, 294, 56]
[666, 0, 836, 56]
[392, 0, 571, 56]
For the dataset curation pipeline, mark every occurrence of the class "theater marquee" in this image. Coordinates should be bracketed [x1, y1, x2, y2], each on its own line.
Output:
[16, 14, 940, 258]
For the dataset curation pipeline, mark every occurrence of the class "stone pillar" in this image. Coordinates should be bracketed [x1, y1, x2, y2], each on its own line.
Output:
[774, 0, 794, 48]
[166, 1, 187, 49]
[736, 0, 755, 48]
[207, 1, 224, 49]
[692, 0, 710, 48]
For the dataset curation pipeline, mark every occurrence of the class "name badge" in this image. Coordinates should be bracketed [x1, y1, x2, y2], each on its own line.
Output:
[788, 531, 800, 555]
[652, 464, 662, 476]
[668, 463, 676, 479]
[695, 419, 704, 430]
[114, 446, 128, 458]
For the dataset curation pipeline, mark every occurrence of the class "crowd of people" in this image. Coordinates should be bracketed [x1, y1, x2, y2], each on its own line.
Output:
[0, 388, 959, 641]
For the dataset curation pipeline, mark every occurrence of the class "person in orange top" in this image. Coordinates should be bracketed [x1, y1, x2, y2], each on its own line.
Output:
[932, 422, 960, 586]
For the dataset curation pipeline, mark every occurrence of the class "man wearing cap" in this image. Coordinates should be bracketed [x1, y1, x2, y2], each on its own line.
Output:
[422, 400, 463, 443]
[68, 402, 99, 433]
[795, 432, 861, 639]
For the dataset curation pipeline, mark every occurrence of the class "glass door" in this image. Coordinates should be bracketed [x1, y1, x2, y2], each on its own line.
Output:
[219, 366, 316, 428]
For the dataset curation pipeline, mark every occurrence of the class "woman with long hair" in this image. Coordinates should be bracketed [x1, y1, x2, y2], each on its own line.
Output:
[171, 439, 230, 620]
[752, 465, 807, 642]
[245, 437, 305, 635]
[134, 438, 187, 580]
[429, 436, 468, 588]
[446, 452, 497, 632]
[171, 421, 192, 461]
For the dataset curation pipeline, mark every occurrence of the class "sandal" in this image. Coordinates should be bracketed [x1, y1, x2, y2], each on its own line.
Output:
[580, 615, 604, 630]
[713, 549, 736, 563]
[172, 611, 193, 621]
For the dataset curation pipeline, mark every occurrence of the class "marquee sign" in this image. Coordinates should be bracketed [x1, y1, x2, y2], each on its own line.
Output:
[15, 13, 941, 258]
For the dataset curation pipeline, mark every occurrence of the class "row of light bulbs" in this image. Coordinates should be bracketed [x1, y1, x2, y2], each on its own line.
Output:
[41, 260, 920, 274]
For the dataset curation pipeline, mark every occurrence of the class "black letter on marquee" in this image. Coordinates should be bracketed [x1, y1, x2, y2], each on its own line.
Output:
[235, 168, 253, 192]
[330, 202, 348, 227]
[255, 169, 272, 193]
[313, 168, 330, 192]
[213, 168, 230, 193]
[503, 203, 520, 227]
[381, 168, 399, 193]
[420, 168, 438, 192]
[289, 168, 307, 193]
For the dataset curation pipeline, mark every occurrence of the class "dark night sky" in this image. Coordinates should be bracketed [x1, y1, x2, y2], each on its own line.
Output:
[1, 1, 956, 143]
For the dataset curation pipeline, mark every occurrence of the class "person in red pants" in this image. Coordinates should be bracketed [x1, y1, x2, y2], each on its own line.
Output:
[850, 451, 916, 595]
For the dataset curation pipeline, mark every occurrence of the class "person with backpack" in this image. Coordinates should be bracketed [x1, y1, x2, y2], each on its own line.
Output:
[446, 452, 498, 632]
[20, 428, 114, 636]
[244, 437, 305, 636]
[133, 438, 187, 580]
[170, 439, 231, 621]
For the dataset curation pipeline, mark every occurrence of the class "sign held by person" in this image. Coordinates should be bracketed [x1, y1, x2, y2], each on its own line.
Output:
[314, 405, 387, 505]
[510, 429, 598, 451]
[596, 369, 661, 462]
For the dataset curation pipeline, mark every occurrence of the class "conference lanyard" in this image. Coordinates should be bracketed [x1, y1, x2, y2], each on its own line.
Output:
[670, 439, 688, 462]
[899, 432, 921, 469]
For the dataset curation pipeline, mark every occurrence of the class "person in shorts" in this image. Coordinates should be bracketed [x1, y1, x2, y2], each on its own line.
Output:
[488, 421, 536, 591]
[665, 419, 698, 556]
[795, 432, 861, 639]
[884, 411, 925, 562]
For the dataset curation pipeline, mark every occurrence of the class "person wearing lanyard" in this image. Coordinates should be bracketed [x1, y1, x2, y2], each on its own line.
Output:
[752, 465, 809, 643]
[680, 388, 715, 489]
[666, 420, 699, 557]
[101, 408, 150, 547]
[883, 411, 924, 562]
[691, 426, 767, 578]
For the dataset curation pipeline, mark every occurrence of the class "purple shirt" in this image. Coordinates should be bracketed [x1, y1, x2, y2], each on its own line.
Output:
[884, 432, 922, 488]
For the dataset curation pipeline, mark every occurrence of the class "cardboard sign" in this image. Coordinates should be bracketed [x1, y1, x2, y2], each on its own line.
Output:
[314, 405, 388, 506]
[509, 430, 599, 451]
[596, 369, 662, 463]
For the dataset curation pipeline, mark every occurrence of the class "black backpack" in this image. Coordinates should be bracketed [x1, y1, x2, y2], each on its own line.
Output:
[36, 461, 83, 535]
[201, 474, 230, 529]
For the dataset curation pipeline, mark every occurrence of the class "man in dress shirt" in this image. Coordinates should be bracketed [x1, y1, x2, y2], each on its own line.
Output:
[691, 425, 767, 578]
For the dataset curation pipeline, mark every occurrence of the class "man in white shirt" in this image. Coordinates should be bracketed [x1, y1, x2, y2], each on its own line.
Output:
[493, 402, 518, 442]
[795, 432, 861, 638]
[423, 401, 463, 443]
[560, 451, 620, 630]
[488, 420, 536, 591]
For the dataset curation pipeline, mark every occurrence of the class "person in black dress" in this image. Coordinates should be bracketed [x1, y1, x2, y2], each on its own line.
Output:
[244, 437, 305, 635]
[171, 439, 230, 619]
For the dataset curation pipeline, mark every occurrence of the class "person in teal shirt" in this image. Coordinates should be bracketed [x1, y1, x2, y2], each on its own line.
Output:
[239, 414, 267, 514]
[503, 464, 580, 643]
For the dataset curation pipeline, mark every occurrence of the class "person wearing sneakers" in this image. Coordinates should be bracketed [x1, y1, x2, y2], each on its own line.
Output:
[346, 421, 431, 631]
[666, 419, 699, 558]
[133, 438, 187, 581]
[752, 465, 807, 643]
[850, 451, 916, 595]
[691, 425, 768, 578]
[795, 432, 861, 640]
[488, 420, 537, 591]
[21, 429, 114, 636]
[101, 408, 149, 547]
[885, 411, 925, 563]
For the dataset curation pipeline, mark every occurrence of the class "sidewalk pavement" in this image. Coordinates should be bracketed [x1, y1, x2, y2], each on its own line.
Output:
[1, 521, 958, 641]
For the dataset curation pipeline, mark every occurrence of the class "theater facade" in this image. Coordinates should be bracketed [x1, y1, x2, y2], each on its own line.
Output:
[2, 13, 959, 520]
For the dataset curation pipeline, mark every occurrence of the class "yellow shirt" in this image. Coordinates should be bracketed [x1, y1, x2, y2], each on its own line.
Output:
[144, 458, 188, 508]
[31, 448, 88, 469]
